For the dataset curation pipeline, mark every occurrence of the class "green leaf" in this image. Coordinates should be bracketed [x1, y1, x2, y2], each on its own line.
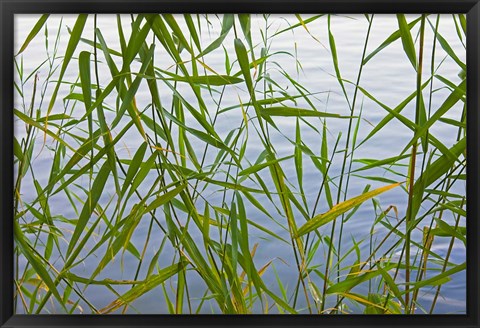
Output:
[111, 45, 155, 138]
[66, 161, 111, 258]
[230, 202, 239, 277]
[357, 79, 431, 147]
[328, 16, 346, 93]
[45, 15, 88, 127]
[126, 150, 158, 200]
[430, 225, 466, 238]
[163, 74, 243, 86]
[435, 218, 466, 245]
[434, 30, 466, 71]
[123, 16, 152, 68]
[396, 14, 417, 69]
[163, 14, 193, 54]
[142, 183, 187, 214]
[121, 142, 148, 197]
[234, 38, 254, 95]
[78, 51, 92, 111]
[296, 182, 401, 237]
[17, 14, 50, 55]
[260, 106, 351, 118]
[238, 155, 294, 176]
[63, 273, 143, 285]
[184, 14, 201, 51]
[353, 154, 412, 173]
[14, 221, 64, 308]
[100, 261, 187, 313]
[199, 14, 234, 57]
[363, 16, 422, 65]
[14, 109, 75, 152]
[326, 264, 394, 294]
[238, 14, 254, 59]
[402, 262, 466, 294]
[402, 80, 465, 154]
[377, 266, 405, 307]
[410, 136, 466, 219]
[14, 137, 23, 161]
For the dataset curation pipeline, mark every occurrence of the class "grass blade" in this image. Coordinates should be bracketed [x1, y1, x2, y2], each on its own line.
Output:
[17, 14, 50, 55]
[44, 15, 88, 135]
[66, 161, 111, 258]
[100, 261, 186, 313]
[396, 14, 417, 70]
[296, 182, 401, 237]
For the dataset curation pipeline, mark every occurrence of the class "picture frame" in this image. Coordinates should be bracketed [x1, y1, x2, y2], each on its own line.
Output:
[1, 0, 478, 327]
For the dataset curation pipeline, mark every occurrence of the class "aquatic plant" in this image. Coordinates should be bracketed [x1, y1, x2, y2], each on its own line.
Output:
[13, 13, 466, 314]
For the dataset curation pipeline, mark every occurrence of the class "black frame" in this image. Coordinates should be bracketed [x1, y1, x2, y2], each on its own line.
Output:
[1, 0, 478, 327]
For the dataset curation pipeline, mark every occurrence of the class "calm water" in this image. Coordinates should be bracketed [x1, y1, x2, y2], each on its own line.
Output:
[14, 14, 466, 314]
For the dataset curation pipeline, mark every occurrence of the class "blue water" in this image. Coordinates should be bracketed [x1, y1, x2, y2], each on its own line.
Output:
[14, 14, 466, 314]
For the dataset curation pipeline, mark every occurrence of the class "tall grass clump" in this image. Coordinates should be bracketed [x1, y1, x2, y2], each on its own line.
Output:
[13, 13, 466, 314]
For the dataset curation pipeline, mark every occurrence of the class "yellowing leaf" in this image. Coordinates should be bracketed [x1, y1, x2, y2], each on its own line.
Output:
[295, 182, 401, 237]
